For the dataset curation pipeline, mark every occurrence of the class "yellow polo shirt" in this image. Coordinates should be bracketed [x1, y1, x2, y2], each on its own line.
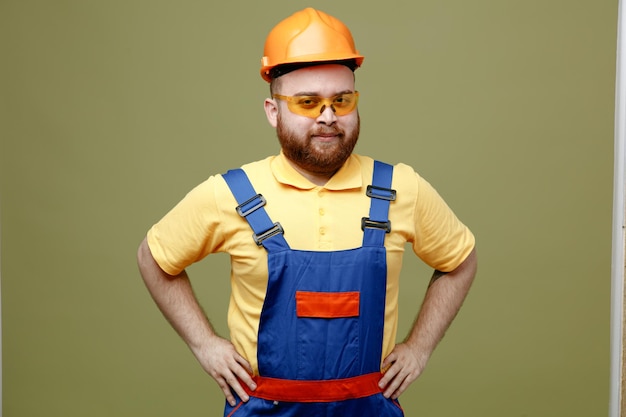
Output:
[147, 153, 475, 373]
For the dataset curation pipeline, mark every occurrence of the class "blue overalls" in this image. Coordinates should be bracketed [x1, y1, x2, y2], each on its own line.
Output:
[222, 161, 404, 417]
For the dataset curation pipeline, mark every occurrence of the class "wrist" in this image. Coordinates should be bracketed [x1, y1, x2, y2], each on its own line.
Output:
[403, 336, 433, 363]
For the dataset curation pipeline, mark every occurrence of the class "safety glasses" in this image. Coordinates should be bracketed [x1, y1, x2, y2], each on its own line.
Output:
[273, 91, 359, 118]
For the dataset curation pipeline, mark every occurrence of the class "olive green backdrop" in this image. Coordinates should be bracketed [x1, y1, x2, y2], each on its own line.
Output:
[0, 1, 617, 416]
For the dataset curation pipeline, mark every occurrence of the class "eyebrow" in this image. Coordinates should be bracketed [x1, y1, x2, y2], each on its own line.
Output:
[291, 89, 354, 97]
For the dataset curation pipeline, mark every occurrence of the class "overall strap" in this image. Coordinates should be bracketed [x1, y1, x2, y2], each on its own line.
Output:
[222, 168, 289, 252]
[362, 160, 395, 247]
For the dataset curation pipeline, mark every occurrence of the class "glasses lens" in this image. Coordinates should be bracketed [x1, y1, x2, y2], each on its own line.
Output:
[332, 92, 358, 116]
[289, 96, 324, 118]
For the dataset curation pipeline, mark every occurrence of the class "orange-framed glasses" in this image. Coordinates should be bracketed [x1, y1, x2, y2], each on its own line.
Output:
[273, 92, 359, 118]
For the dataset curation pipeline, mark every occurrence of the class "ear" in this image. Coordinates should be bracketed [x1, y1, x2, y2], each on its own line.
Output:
[264, 98, 279, 128]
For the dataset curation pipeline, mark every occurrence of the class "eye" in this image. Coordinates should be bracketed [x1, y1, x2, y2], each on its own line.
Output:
[296, 96, 321, 108]
[333, 94, 352, 107]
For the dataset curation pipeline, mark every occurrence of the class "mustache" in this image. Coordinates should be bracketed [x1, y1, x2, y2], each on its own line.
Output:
[311, 126, 343, 136]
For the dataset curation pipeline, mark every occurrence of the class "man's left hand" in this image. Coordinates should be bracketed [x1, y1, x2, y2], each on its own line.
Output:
[378, 342, 427, 399]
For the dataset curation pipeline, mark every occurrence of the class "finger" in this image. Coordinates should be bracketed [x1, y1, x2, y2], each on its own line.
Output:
[378, 363, 399, 393]
[222, 373, 251, 406]
[234, 353, 253, 372]
[232, 359, 257, 391]
[381, 352, 397, 369]
[391, 367, 420, 400]
[217, 378, 240, 407]
[382, 366, 408, 399]
[383, 379, 399, 399]
[390, 378, 410, 400]
[227, 371, 251, 400]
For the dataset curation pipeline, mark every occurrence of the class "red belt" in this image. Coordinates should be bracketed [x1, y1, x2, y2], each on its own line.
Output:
[243, 372, 383, 403]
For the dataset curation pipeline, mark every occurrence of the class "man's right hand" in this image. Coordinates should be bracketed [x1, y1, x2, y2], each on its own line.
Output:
[137, 238, 257, 407]
[196, 335, 257, 407]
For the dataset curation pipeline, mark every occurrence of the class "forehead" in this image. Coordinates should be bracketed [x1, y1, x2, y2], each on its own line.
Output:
[277, 64, 356, 96]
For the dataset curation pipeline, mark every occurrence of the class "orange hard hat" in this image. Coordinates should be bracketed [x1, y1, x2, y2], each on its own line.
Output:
[260, 8, 364, 82]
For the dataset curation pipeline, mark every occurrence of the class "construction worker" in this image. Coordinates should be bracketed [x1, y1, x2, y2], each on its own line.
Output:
[137, 7, 477, 416]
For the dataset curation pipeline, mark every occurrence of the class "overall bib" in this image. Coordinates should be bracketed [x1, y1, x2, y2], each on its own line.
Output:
[222, 161, 404, 417]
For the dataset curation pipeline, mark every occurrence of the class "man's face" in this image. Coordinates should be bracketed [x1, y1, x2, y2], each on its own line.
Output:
[265, 64, 360, 178]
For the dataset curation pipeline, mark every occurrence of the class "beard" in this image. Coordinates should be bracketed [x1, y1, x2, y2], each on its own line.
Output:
[276, 112, 360, 176]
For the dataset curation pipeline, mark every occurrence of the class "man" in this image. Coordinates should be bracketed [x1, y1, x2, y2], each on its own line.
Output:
[137, 7, 477, 416]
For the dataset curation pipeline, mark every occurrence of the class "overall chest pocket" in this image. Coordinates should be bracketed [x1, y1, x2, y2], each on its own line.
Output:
[295, 290, 361, 379]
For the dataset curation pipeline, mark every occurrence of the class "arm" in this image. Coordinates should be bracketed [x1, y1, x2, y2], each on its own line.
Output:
[378, 247, 477, 399]
[136, 237, 256, 406]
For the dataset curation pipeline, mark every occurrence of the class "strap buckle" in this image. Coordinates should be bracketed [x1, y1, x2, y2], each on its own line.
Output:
[236, 194, 266, 217]
[361, 217, 391, 233]
[253, 222, 284, 246]
[366, 185, 396, 201]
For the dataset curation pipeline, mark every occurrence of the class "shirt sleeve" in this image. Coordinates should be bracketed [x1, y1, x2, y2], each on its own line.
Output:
[411, 173, 475, 272]
[146, 175, 227, 276]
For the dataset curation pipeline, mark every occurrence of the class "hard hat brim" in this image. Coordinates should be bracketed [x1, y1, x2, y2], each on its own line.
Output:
[261, 55, 364, 82]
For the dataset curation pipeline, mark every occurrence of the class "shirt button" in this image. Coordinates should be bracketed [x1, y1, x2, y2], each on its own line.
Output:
[319, 208, 325, 216]
[319, 227, 326, 235]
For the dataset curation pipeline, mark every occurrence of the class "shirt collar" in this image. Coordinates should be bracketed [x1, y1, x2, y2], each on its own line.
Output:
[271, 151, 363, 190]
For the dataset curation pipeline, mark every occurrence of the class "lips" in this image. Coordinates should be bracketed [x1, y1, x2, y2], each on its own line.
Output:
[312, 128, 343, 139]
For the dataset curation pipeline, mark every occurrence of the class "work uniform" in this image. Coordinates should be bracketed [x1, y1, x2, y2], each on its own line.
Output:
[222, 161, 401, 416]
[147, 153, 475, 416]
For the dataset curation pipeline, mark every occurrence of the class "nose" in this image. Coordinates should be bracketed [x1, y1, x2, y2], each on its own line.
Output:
[316, 104, 337, 125]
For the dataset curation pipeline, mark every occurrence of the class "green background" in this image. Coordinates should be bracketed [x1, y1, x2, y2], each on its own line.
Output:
[1, 0, 617, 416]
